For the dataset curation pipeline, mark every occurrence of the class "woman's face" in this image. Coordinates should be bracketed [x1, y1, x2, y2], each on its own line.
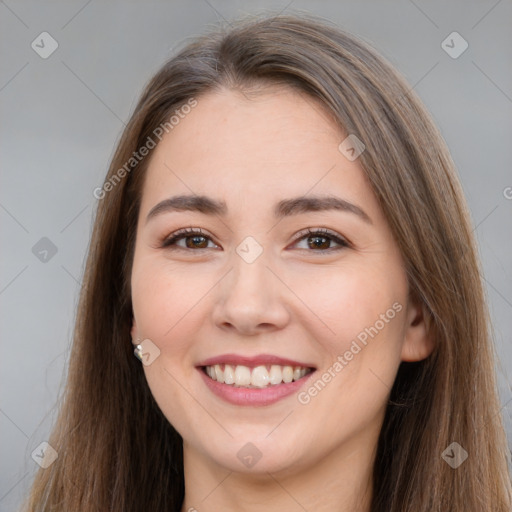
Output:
[130, 86, 432, 475]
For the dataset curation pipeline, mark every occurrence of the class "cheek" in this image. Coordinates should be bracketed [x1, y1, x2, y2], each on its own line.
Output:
[324, 284, 405, 399]
[132, 263, 208, 433]
[131, 261, 203, 361]
[295, 262, 405, 352]
[295, 263, 407, 416]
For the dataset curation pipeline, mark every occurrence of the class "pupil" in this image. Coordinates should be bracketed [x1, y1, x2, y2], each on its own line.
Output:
[309, 236, 329, 249]
[187, 236, 207, 248]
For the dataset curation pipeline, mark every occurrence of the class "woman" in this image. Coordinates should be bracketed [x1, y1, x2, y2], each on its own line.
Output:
[23, 13, 511, 511]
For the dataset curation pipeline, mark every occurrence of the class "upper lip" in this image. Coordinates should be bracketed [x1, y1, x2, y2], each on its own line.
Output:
[197, 353, 316, 369]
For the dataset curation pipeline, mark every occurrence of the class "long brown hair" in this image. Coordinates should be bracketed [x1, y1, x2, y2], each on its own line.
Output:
[22, 12, 512, 511]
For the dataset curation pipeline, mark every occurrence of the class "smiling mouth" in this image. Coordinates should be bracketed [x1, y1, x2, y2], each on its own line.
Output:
[202, 363, 315, 388]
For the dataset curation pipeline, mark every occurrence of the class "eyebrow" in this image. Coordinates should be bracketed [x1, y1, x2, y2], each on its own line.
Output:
[145, 194, 372, 225]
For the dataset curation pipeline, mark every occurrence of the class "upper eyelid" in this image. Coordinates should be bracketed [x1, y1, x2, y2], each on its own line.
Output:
[161, 228, 218, 248]
[294, 227, 346, 240]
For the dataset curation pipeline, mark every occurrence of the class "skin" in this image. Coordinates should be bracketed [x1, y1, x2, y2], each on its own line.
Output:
[130, 86, 434, 512]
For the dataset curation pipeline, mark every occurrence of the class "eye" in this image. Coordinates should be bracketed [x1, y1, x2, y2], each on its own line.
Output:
[160, 227, 350, 253]
[291, 228, 350, 252]
[160, 228, 218, 250]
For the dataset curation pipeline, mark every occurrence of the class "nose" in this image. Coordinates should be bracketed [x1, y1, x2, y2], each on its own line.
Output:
[212, 249, 291, 336]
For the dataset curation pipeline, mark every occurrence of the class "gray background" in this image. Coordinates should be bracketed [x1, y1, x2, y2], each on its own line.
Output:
[1, 1, 511, 509]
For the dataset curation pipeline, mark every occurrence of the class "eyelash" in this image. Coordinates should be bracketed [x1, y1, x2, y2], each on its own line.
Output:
[160, 227, 350, 253]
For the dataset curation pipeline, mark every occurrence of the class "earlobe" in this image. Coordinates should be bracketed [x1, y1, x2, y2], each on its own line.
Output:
[401, 297, 435, 362]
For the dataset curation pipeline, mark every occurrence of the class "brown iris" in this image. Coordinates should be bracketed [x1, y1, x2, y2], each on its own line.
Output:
[185, 235, 209, 249]
[308, 235, 330, 250]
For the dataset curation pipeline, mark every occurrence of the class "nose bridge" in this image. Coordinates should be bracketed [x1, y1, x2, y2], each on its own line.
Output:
[212, 237, 289, 333]
[228, 239, 274, 305]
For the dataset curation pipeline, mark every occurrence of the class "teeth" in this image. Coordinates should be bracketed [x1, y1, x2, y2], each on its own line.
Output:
[282, 366, 293, 383]
[251, 366, 269, 387]
[224, 364, 235, 384]
[269, 365, 282, 385]
[234, 365, 251, 386]
[214, 365, 224, 383]
[205, 364, 312, 388]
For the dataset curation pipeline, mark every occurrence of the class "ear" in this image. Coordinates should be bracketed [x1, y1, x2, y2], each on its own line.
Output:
[401, 293, 435, 362]
[131, 317, 138, 345]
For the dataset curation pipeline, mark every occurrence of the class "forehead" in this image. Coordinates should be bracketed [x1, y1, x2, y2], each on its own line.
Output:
[154, 87, 339, 156]
[139, 87, 376, 221]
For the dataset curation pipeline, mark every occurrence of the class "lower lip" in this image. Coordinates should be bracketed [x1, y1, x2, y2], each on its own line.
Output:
[197, 367, 316, 406]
